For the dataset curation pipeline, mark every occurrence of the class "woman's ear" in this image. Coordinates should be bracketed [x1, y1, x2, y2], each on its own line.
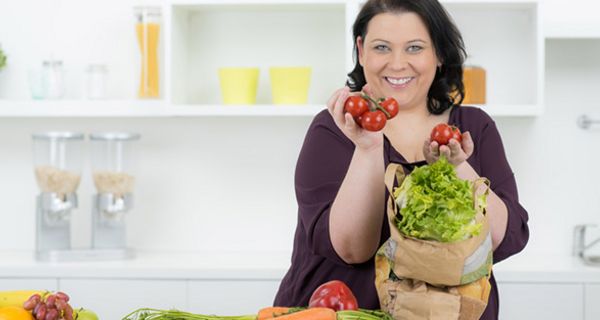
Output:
[357, 36, 364, 66]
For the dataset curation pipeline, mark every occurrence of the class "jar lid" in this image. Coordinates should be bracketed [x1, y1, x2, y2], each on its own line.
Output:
[32, 131, 84, 140]
[42, 60, 63, 67]
[90, 132, 141, 141]
[134, 6, 161, 20]
[86, 64, 108, 72]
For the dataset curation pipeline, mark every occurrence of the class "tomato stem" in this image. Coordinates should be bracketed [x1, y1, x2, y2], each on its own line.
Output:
[376, 105, 391, 118]
[361, 93, 391, 118]
[361, 93, 379, 110]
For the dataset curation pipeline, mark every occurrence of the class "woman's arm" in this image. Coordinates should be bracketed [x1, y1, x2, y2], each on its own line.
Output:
[329, 144, 386, 264]
[455, 162, 508, 250]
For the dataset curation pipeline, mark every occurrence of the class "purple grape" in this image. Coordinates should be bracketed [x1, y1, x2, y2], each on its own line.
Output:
[46, 294, 56, 308]
[55, 299, 67, 312]
[64, 304, 73, 320]
[23, 296, 37, 310]
[33, 302, 43, 317]
[55, 292, 70, 302]
[45, 308, 58, 320]
[37, 303, 47, 320]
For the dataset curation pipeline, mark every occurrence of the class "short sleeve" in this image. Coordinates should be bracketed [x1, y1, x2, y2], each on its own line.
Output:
[478, 119, 529, 263]
[294, 111, 355, 266]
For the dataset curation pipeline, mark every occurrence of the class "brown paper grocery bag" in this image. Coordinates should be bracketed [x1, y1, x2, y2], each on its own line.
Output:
[375, 239, 491, 320]
[382, 163, 492, 287]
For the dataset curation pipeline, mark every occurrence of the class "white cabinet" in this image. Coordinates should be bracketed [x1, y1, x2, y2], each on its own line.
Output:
[169, 2, 348, 106]
[585, 284, 600, 320]
[0, 278, 58, 291]
[187, 280, 281, 315]
[0, 0, 543, 117]
[58, 279, 187, 320]
[497, 282, 583, 320]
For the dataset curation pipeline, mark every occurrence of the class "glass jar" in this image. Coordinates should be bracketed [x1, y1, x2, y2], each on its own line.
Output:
[134, 7, 161, 99]
[42, 60, 65, 99]
[32, 132, 84, 195]
[85, 64, 108, 100]
[90, 132, 141, 196]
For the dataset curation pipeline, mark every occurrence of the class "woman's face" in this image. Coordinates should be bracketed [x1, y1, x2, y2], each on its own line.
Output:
[358, 11, 440, 112]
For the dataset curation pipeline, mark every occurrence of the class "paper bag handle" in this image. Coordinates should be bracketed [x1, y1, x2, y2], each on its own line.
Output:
[472, 177, 490, 213]
[384, 163, 405, 196]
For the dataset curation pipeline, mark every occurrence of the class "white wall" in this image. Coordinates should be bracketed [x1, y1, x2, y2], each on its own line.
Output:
[0, 0, 599, 259]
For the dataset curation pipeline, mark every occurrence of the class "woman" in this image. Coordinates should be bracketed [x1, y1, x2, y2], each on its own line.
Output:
[274, 0, 529, 319]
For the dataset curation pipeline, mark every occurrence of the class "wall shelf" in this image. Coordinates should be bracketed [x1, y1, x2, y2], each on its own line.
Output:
[545, 22, 600, 39]
[0, 100, 540, 117]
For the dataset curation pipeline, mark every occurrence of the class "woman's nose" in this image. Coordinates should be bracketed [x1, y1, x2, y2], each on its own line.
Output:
[388, 52, 409, 71]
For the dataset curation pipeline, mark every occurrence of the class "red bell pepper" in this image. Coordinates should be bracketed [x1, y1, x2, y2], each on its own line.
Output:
[308, 280, 358, 311]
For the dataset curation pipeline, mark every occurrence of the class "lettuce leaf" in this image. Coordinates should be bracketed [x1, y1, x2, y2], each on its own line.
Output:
[393, 157, 482, 242]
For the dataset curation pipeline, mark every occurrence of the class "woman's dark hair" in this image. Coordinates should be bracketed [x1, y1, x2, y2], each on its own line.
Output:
[346, 0, 467, 114]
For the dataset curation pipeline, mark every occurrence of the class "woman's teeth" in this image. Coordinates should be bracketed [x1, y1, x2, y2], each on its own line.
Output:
[386, 77, 413, 85]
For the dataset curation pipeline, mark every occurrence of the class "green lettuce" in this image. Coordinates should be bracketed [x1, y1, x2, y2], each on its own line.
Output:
[393, 157, 482, 242]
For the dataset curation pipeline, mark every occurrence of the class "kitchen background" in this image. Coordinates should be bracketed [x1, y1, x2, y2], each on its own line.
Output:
[1, 0, 600, 319]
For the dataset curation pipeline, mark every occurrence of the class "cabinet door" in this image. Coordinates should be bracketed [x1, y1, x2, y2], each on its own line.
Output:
[497, 282, 583, 320]
[585, 284, 600, 320]
[188, 280, 281, 315]
[0, 278, 58, 291]
[59, 279, 187, 320]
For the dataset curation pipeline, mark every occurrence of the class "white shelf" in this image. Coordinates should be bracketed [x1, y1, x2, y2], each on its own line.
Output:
[0, 100, 326, 117]
[545, 22, 600, 39]
[477, 104, 542, 117]
[0, 100, 169, 117]
[0, 100, 539, 117]
[0, 0, 544, 118]
[169, 0, 346, 5]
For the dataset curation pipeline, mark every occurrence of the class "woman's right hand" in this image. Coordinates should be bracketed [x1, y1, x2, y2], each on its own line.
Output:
[327, 86, 384, 151]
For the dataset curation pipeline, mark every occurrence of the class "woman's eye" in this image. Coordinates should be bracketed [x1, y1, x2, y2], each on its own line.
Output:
[374, 45, 390, 52]
[407, 45, 423, 53]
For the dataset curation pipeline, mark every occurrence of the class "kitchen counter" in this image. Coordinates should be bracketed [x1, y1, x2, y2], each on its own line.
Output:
[0, 250, 599, 283]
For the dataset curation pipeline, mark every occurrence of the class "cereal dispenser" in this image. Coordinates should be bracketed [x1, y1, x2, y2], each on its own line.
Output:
[32, 132, 84, 261]
[90, 132, 140, 256]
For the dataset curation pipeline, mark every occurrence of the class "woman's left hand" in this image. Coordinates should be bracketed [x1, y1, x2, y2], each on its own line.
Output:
[423, 131, 474, 166]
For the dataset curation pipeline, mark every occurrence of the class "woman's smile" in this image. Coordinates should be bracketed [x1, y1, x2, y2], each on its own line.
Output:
[384, 76, 415, 89]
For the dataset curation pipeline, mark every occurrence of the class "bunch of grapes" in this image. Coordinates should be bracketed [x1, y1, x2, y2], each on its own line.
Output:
[23, 292, 74, 320]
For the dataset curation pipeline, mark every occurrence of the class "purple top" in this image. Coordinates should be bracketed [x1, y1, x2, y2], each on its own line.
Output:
[274, 106, 529, 320]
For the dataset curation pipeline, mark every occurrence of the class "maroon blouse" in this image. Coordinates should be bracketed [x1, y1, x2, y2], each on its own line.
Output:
[274, 106, 529, 320]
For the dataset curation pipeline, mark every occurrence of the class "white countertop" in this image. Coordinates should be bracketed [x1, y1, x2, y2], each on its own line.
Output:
[1, 250, 600, 283]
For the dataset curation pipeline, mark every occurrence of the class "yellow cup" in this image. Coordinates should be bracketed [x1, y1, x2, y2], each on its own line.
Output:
[218, 67, 259, 105]
[269, 67, 312, 104]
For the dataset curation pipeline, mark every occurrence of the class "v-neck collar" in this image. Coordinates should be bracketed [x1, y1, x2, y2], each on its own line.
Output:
[384, 106, 459, 167]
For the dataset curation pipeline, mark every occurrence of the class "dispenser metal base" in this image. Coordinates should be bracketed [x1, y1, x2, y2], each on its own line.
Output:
[35, 248, 135, 262]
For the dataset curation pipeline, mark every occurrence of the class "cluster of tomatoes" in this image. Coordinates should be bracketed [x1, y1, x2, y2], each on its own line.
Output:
[344, 93, 463, 146]
[343, 94, 399, 132]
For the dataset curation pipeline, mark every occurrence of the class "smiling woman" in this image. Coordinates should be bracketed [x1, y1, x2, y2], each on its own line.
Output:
[274, 1, 528, 320]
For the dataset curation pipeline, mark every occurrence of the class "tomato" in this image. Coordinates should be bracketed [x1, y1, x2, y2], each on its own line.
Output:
[343, 96, 369, 119]
[308, 280, 358, 311]
[379, 97, 399, 119]
[450, 126, 462, 142]
[360, 110, 387, 132]
[430, 123, 462, 145]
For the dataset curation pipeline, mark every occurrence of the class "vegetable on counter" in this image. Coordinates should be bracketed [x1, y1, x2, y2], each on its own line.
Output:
[123, 280, 392, 320]
[308, 280, 358, 312]
[122, 308, 392, 320]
